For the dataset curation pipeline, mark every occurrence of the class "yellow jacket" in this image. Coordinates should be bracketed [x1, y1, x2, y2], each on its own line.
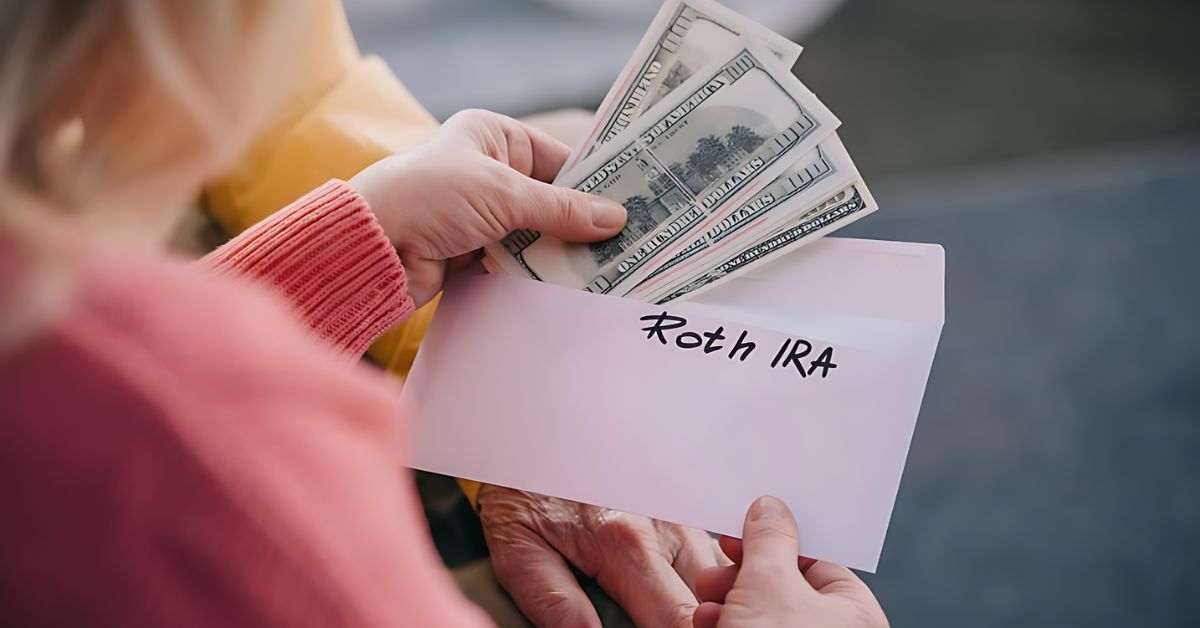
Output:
[202, 0, 481, 506]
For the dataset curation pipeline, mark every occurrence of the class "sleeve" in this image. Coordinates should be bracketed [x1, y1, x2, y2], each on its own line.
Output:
[201, 180, 415, 358]
[202, 0, 439, 375]
[0, 258, 492, 628]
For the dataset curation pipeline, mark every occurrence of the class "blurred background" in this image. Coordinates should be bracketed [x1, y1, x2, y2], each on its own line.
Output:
[344, 0, 1200, 626]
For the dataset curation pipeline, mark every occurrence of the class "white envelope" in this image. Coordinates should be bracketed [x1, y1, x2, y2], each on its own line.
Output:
[402, 237, 944, 571]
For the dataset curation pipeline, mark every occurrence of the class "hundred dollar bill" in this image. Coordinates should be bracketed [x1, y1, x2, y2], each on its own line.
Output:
[612, 134, 859, 296]
[637, 182, 878, 303]
[561, 0, 803, 173]
[484, 42, 839, 292]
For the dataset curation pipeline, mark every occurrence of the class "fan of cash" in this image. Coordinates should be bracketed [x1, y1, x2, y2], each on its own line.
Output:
[483, 0, 876, 304]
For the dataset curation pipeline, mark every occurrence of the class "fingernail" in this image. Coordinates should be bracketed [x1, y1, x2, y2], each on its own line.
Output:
[591, 199, 626, 230]
[750, 496, 786, 521]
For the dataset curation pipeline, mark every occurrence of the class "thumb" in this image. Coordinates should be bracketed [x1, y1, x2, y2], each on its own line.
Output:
[739, 496, 808, 583]
[504, 175, 627, 242]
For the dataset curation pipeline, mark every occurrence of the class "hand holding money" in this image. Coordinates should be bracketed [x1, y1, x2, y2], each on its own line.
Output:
[465, 1, 886, 625]
[349, 108, 627, 306]
[484, 0, 877, 304]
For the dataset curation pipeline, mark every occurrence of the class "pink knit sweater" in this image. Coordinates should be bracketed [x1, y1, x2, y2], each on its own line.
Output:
[0, 181, 491, 627]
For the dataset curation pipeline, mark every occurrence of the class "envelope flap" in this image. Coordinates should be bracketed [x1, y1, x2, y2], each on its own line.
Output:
[688, 238, 945, 329]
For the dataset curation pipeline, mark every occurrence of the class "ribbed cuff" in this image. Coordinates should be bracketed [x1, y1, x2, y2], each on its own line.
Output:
[203, 180, 415, 357]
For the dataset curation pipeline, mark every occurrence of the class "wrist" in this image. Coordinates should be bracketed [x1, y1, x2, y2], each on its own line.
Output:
[348, 156, 412, 246]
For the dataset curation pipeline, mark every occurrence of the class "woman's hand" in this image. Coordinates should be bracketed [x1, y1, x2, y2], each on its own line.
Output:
[349, 109, 627, 306]
[692, 496, 888, 628]
[477, 484, 729, 628]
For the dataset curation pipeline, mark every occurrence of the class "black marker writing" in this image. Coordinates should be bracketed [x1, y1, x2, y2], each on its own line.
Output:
[640, 312, 687, 344]
[702, 326, 725, 354]
[775, 338, 812, 377]
[638, 312, 837, 379]
[677, 331, 703, 349]
[729, 330, 756, 361]
[808, 346, 838, 378]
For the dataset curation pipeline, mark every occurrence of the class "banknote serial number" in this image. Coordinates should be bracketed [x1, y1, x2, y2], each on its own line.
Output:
[639, 312, 837, 379]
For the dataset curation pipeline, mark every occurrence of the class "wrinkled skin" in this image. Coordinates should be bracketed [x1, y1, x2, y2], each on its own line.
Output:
[477, 484, 732, 628]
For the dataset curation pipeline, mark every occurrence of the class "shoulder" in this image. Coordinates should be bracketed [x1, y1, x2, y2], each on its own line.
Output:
[0, 255, 422, 625]
[67, 254, 401, 417]
[0, 254, 407, 491]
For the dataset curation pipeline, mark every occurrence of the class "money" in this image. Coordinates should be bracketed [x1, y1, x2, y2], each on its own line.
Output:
[638, 183, 878, 303]
[614, 134, 860, 297]
[484, 42, 839, 293]
[483, 0, 879, 307]
[562, 0, 803, 173]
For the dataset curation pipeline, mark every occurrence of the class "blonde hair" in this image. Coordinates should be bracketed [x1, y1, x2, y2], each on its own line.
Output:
[0, 0, 307, 350]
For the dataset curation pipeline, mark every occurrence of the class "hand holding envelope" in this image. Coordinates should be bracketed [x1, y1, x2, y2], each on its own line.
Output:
[403, 237, 944, 571]
[403, 0, 944, 585]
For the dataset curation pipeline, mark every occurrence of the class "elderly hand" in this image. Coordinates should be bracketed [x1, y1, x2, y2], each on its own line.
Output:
[477, 484, 731, 628]
[349, 109, 627, 307]
[692, 496, 888, 628]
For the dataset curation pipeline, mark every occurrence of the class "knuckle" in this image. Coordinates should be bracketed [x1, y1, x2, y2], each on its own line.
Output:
[557, 190, 590, 226]
[751, 523, 799, 544]
[680, 526, 713, 551]
[659, 600, 697, 628]
[537, 592, 585, 628]
[476, 168, 520, 228]
[444, 109, 503, 149]
[592, 519, 648, 552]
[592, 525, 665, 584]
[449, 107, 491, 125]
[478, 491, 538, 532]
[530, 187, 575, 231]
[742, 561, 800, 588]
